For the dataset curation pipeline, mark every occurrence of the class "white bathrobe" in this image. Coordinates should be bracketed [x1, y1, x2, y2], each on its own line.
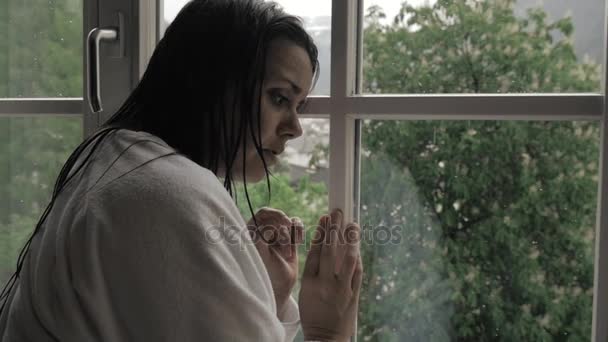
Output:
[0, 129, 301, 341]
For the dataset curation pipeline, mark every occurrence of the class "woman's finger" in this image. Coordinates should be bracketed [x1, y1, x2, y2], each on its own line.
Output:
[291, 217, 304, 244]
[247, 223, 270, 257]
[337, 252, 358, 286]
[302, 215, 327, 277]
[275, 224, 292, 259]
[330, 209, 343, 235]
[320, 210, 340, 277]
[338, 223, 360, 286]
[352, 255, 363, 294]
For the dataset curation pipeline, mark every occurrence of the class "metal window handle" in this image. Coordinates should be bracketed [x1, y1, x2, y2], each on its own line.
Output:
[86, 12, 124, 113]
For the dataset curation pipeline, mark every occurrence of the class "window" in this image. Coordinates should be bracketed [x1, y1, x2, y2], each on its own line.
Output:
[4, 0, 605, 339]
[0, 116, 81, 284]
[359, 120, 599, 340]
[0, 0, 84, 284]
[362, 0, 604, 94]
[0, 0, 83, 97]
[154, 1, 608, 341]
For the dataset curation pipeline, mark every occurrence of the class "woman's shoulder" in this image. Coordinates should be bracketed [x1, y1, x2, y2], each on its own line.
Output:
[86, 129, 236, 219]
[87, 129, 210, 188]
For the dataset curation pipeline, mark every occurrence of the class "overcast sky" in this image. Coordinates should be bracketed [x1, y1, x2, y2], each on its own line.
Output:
[163, 0, 435, 23]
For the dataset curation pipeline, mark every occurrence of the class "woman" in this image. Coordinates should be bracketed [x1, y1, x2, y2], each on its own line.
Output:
[0, 0, 362, 341]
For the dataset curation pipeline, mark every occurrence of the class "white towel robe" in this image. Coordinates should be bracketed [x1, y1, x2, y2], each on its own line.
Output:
[0, 129, 301, 341]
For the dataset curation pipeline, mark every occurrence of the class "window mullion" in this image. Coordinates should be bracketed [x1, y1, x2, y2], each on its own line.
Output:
[593, 116, 608, 342]
[302, 95, 603, 119]
[0, 98, 83, 115]
[592, 2, 608, 341]
[342, 94, 603, 120]
[329, 0, 358, 223]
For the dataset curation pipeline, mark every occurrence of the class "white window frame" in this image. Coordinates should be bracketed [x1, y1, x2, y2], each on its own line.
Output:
[315, 1, 607, 341]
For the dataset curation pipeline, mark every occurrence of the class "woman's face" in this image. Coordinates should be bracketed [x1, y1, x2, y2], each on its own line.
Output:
[233, 38, 313, 182]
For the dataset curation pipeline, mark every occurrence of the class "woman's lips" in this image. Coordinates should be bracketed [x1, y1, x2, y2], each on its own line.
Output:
[263, 149, 278, 163]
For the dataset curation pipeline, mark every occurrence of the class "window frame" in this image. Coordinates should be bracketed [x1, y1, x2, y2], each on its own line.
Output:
[2, 0, 604, 340]
[153, 0, 607, 340]
[314, 1, 607, 341]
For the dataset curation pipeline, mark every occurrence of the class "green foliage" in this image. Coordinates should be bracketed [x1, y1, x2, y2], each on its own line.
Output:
[0, 117, 81, 284]
[363, 0, 600, 94]
[0, 214, 39, 282]
[235, 173, 328, 232]
[1, 0, 82, 97]
[359, 1, 600, 341]
[0, 0, 83, 284]
[235, 172, 328, 286]
[360, 121, 597, 341]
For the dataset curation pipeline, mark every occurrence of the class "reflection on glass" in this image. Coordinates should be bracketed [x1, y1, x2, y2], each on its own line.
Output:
[358, 120, 598, 341]
[0, 117, 82, 284]
[160, 0, 331, 95]
[362, 0, 604, 94]
[0, 0, 82, 97]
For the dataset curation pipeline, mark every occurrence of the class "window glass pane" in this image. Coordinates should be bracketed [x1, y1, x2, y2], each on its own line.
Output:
[236, 118, 329, 342]
[0, 0, 83, 97]
[357, 120, 599, 340]
[362, 0, 605, 94]
[160, 0, 330, 95]
[236, 118, 329, 225]
[0, 116, 82, 284]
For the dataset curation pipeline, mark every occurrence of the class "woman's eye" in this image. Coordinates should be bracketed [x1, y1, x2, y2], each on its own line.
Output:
[271, 93, 289, 107]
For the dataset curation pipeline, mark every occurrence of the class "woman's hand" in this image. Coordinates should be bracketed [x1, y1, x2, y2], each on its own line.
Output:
[247, 207, 304, 319]
[299, 209, 363, 342]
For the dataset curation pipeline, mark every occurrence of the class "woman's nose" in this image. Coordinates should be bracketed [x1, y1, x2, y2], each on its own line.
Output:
[283, 111, 303, 140]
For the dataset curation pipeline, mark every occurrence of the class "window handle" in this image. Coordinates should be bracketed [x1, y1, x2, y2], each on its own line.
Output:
[86, 12, 124, 113]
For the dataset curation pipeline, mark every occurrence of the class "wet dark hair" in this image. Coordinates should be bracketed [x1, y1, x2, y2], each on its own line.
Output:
[0, 0, 319, 315]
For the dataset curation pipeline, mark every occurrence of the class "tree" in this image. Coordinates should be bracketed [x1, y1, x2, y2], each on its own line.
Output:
[358, 0, 600, 341]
